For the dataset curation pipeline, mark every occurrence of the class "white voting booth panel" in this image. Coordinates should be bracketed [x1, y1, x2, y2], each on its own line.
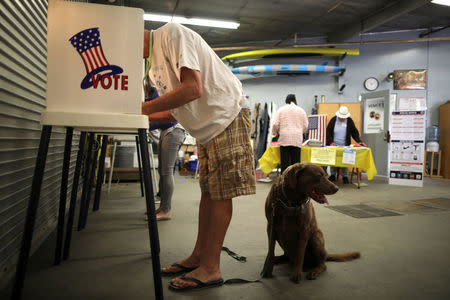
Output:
[46, 0, 144, 116]
[11, 2, 164, 299]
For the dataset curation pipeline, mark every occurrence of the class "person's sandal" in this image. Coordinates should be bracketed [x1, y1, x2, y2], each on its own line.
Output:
[169, 274, 224, 291]
[161, 263, 198, 276]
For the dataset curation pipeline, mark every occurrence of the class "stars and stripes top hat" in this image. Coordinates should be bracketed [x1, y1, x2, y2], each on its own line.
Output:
[69, 27, 123, 89]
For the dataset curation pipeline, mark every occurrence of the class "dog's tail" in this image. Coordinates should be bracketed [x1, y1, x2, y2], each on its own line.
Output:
[326, 252, 360, 262]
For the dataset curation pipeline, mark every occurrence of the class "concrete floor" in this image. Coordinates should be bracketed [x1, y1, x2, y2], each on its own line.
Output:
[1, 174, 450, 300]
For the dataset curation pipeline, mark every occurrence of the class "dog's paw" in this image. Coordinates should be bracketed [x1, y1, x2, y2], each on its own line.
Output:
[290, 272, 302, 283]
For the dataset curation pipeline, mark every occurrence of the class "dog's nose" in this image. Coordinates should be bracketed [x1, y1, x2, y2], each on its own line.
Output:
[332, 184, 339, 193]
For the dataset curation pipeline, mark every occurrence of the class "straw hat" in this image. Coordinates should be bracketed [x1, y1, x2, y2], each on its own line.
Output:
[336, 106, 351, 118]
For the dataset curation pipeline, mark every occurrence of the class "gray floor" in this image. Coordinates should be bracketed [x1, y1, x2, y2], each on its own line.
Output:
[1, 174, 450, 300]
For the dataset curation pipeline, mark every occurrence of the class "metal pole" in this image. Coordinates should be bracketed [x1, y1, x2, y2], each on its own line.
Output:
[12, 125, 52, 300]
[54, 127, 73, 265]
[63, 132, 86, 260]
[135, 136, 144, 197]
[108, 141, 117, 193]
[93, 135, 108, 211]
[81, 135, 100, 229]
[78, 133, 94, 231]
[138, 129, 163, 300]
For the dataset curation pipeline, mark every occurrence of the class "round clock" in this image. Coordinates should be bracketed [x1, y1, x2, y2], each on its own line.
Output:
[364, 77, 379, 91]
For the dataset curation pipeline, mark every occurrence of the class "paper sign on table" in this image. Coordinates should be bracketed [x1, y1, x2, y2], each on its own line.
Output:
[310, 148, 336, 165]
[342, 148, 356, 165]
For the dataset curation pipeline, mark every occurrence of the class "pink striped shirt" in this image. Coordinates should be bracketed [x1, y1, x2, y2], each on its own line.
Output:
[272, 103, 308, 147]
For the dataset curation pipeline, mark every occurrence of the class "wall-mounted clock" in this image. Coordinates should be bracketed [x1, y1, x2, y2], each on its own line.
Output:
[364, 77, 379, 91]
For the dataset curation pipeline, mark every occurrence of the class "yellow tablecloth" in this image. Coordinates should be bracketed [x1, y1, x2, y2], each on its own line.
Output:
[258, 146, 377, 180]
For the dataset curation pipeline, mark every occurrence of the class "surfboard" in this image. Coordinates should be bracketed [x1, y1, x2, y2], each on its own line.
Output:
[222, 48, 359, 61]
[231, 64, 345, 75]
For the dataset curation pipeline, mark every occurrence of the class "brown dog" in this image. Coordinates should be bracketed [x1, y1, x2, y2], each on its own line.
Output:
[261, 162, 360, 283]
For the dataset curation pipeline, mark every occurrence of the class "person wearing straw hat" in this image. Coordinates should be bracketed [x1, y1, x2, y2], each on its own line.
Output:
[326, 106, 366, 184]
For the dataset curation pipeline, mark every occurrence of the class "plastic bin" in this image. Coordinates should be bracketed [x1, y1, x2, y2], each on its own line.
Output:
[189, 159, 198, 172]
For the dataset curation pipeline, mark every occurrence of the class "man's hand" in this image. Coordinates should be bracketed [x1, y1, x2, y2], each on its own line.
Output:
[359, 142, 367, 146]
[330, 142, 336, 146]
[143, 109, 176, 123]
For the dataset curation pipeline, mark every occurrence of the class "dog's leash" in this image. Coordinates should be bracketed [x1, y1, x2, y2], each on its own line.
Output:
[221, 246, 262, 285]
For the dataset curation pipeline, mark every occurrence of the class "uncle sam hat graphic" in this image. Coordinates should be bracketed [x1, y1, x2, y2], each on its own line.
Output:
[69, 27, 123, 89]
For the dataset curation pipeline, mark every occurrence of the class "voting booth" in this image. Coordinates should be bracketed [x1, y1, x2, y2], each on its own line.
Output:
[12, 1, 163, 299]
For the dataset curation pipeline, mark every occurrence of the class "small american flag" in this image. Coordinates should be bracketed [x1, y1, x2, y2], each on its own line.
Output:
[308, 114, 327, 145]
[69, 28, 109, 74]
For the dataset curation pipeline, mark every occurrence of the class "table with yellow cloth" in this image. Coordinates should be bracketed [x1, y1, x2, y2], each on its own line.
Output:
[258, 146, 377, 180]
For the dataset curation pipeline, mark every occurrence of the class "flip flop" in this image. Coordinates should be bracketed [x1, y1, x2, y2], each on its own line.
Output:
[169, 275, 224, 291]
[161, 263, 198, 276]
[156, 215, 171, 221]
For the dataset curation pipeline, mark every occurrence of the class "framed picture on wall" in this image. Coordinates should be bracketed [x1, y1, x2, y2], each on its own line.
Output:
[393, 69, 427, 90]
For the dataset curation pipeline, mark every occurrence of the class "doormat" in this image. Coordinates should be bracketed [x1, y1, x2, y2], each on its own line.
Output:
[373, 201, 443, 213]
[326, 204, 402, 218]
[412, 198, 450, 210]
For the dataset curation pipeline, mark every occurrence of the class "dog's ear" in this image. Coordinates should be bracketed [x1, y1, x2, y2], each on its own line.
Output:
[286, 163, 306, 190]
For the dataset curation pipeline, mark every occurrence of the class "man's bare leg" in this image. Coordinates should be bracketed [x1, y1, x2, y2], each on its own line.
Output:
[170, 194, 232, 288]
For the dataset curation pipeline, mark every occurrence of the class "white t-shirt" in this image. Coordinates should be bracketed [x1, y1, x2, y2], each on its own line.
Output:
[150, 23, 244, 145]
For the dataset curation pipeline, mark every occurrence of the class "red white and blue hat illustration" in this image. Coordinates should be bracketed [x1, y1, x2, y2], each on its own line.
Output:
[69, 27, 123, 89]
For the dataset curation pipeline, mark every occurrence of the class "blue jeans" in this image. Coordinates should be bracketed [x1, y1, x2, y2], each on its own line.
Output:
[158, 127, 185, 212]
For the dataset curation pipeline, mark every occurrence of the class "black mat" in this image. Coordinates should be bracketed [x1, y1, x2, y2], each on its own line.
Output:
[326, 204, 402, 218]
[413, 198, 450, 210]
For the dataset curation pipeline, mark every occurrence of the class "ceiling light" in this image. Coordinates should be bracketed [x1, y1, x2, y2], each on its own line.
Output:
[144, 13, 239, 29]
[431, 0, 450, 6]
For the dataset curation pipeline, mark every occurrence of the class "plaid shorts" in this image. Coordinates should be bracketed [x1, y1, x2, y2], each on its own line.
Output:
[198, 109, 256, 200]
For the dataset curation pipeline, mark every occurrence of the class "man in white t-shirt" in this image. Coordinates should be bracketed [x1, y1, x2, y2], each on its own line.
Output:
[141, 23, 256, 291]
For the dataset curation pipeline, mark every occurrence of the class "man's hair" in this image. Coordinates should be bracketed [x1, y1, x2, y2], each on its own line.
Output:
[285, 94, 296, 104]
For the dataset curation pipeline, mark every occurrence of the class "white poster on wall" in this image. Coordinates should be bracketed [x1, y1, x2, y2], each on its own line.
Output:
[364, 97, 385, 134]
[398, 97, 427, 111]
[389, 111, 426, 187]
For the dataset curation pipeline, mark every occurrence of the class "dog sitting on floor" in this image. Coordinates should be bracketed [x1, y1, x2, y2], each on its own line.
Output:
[261, 162, 360, 283]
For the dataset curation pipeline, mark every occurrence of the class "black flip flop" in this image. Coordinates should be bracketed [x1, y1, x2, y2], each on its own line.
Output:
[161, 263, 198, 277]
[169, 275, 224, 291]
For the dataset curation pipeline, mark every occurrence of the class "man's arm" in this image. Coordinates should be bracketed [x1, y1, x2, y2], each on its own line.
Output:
[142, 67, 203, 116]
[147, 110, 176, 123]
[272, 112, 280, 137]
[302, 110, 309, 133]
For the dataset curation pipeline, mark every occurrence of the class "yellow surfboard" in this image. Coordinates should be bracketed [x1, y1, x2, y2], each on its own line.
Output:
[222, 48, 359, 61]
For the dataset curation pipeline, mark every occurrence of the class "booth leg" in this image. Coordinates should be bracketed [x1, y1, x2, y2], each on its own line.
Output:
[136, 136, 144, 197]
[93, 135, 108, 211]
[357, 168, 360, 189]
[78, 133, 94, 231]
[138, 129, 163, 300]
[54, 127, 73, 265]
[63, 132, 86, 260]
[108, 141, 117, 193]
[81, 135, 100, 229]
[12, 125, 52, 300]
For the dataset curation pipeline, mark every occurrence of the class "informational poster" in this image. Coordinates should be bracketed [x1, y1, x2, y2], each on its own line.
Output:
[390, 111, 426, 141]
[311, 148, 336, 165]
[364, 97, 384, 133]
[389, 111, 426, 187]
[398, 97, 427, 111]
[342, 148, 356, 165]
